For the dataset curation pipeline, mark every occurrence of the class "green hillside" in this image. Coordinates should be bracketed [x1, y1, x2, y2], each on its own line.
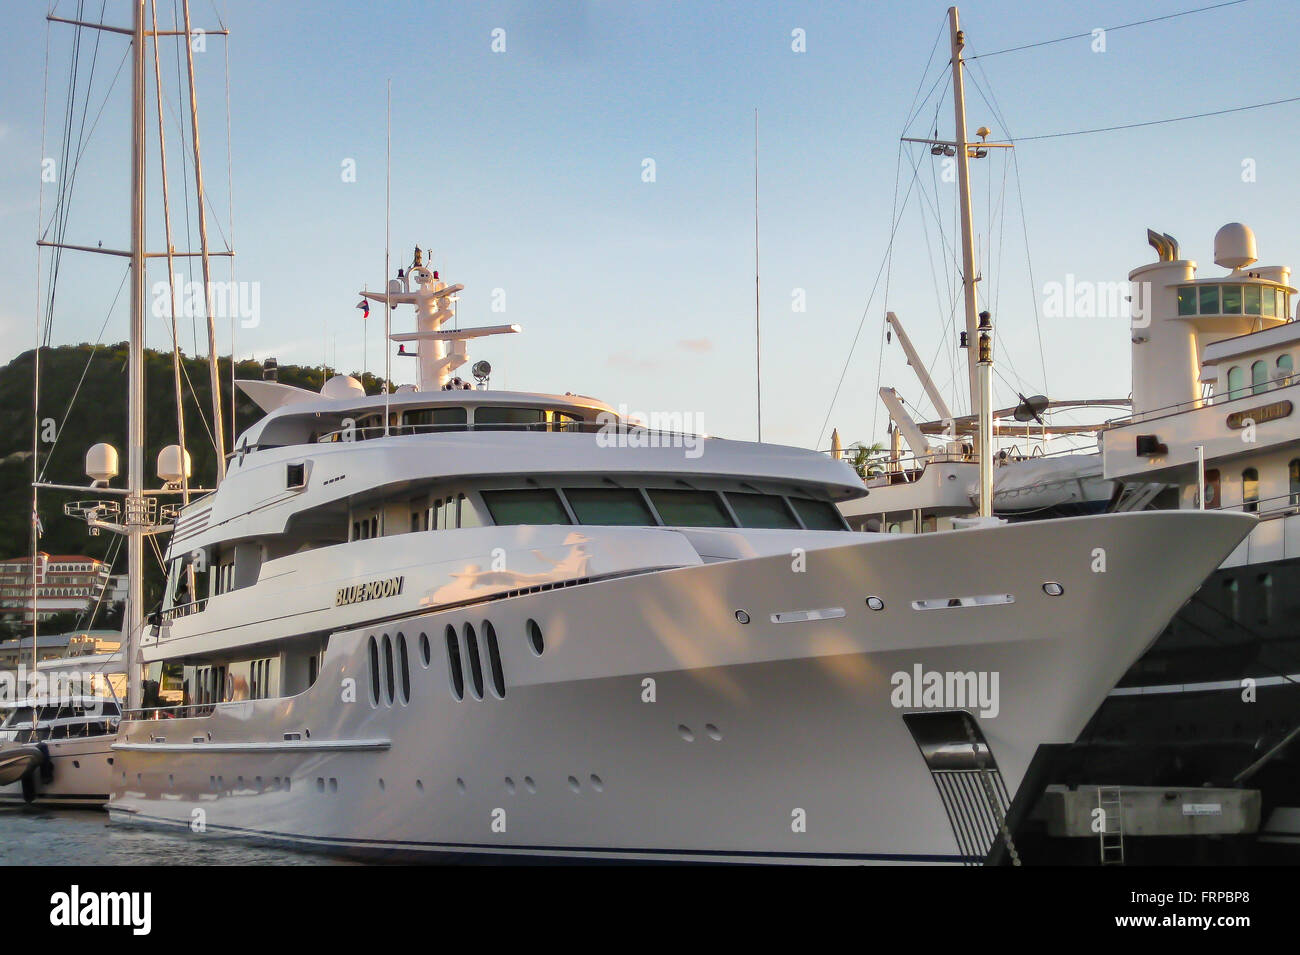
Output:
[0, 344, 379, 598]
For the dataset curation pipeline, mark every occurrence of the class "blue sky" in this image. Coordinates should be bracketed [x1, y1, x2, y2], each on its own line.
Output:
[1, 0, 1296, 452]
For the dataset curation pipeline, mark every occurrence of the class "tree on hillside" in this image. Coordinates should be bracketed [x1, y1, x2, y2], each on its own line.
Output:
[0, 345, 383, 607]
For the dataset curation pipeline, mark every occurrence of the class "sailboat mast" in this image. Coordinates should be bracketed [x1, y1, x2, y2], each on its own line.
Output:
[181, 0, 227, 482]
[126, 0, 147, 712]
[949, 7, 979, 414]
[947, 5, 993, 518]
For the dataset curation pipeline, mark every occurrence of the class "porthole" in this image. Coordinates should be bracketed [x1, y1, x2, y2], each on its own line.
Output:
[445, 625, 464, 700]
[397, 633, 411, 704]
[464, 623, 485, 700]
[865, 596, 885, 611]
[367, 636, 380, 706]
[1042, 582, 1065, 597]
[483, 620, 506, 698]
[526, 618, 545, 655]
[381, 634, 395, 704]
[419, 631, 431, 667]
[734, 610, 751, 624]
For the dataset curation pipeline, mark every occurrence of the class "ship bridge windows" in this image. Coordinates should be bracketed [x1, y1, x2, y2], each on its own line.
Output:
[466, 484, 849, 531]
[726, 492, 800, 529]
[789, 497, 848, 531]
[313, 404, 599, 442]
[475, 406, 548, 432]
[564, 487, 656, 525]
[401, 406, 468, 434]
[1177, 283, 1289, 319]
[646, 489, 734, 527]
[481, 489, 572, 525]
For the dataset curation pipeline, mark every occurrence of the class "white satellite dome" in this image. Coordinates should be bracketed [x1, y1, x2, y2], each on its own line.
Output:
[394, 383, 419, 393]
[1214, 222, 1257, 270]
[85, 443, 119, 483]
[157, 445, 192, 485]
[320, 374, 366, 399]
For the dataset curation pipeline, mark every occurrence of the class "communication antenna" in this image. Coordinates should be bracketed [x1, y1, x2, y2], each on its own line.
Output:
[384, 78, 392, 435]
[753, 108, 762, 442]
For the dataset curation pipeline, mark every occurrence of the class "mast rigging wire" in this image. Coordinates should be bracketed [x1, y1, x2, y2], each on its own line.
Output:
[969, 0, 1252, 60]
[1011, 95, 1300, 142]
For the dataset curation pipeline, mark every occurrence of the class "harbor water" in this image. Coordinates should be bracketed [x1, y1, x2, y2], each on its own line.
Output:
[0, 805, 350, 865]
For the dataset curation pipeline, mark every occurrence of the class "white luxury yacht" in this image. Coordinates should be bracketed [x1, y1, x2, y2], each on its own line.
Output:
[37, 2, 1253, 863]
[89, 245, 1252, 863]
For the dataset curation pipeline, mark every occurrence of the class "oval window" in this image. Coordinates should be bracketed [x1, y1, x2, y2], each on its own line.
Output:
[463, 623, 485, 700]
[444, 625, 464, 700]
[397, 633, 410, 704]
[526, 619, 544, 655]
[483, 621, 505, 698]
[381, 634, 395, 704]
[367, 636, 380, 706]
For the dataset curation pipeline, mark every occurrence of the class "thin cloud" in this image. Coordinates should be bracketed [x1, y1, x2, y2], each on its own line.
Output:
[677, 338, 712, 353]
[607, 351, 665, 372]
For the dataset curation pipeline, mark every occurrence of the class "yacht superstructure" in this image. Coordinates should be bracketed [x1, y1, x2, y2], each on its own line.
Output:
[1088, 223, 1300, 841]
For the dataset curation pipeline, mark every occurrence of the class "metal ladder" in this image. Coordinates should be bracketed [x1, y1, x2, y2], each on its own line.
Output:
[1098, 786, 1125, 865]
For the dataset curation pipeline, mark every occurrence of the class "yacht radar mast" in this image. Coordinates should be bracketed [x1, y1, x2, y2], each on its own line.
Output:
[361, 247, 521, 393]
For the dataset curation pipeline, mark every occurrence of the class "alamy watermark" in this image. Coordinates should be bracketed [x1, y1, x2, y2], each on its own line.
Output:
[890, 664, 1000, 718]
[0, 665, 104, 712]
[596, 405, 705, 459]
[1042, 276, 1151, 327]
[151, 273, 261, 328]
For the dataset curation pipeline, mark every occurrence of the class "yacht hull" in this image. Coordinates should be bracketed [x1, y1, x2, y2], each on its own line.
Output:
[0, 737, 114, 807]
[108, 511, 1253, 863]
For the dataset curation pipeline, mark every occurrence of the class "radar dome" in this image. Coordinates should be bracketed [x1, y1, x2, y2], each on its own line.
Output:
[157, 445, 192, 485]
[85, 443, 119, 483]
[394, 384, 419, 393]
[320, 375, 365, 399]
[1214, 222, 1257, 270]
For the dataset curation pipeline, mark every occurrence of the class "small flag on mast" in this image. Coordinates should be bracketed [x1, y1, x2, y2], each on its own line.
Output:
[356, 298, 370, 319]
[32, 506, 43, 537]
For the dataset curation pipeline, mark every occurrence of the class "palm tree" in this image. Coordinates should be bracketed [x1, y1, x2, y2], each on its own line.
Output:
[845, 441, 888, 481]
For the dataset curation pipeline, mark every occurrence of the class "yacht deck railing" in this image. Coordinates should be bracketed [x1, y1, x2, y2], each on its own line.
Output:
[312, 420, 715, 444]
[1104, 371, 1297, 428]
